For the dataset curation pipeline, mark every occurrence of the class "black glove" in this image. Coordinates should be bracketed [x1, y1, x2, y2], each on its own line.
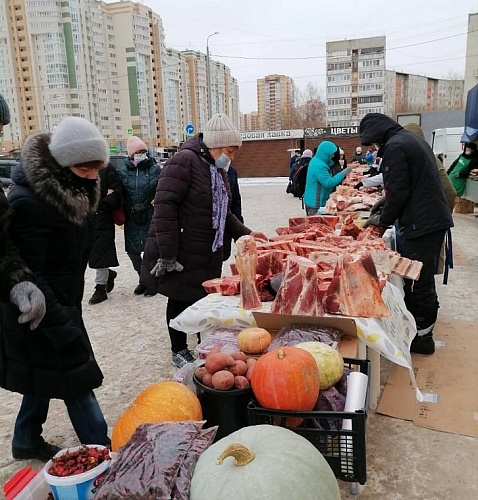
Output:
[354, 182, 363, 190]
[370, 197, 386, 216]
[363, 213, 383, 228]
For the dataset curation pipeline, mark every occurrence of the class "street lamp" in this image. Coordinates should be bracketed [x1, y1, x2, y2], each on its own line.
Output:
[206, 31, 219, 120]
[45, 95, 69, 131]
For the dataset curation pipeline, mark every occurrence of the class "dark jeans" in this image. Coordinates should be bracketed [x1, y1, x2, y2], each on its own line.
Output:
[12, 391, 110, 449]
[305, 205, 318, 216]
[402, 230, 446, 336]
[127, 252, 142, 276]
[166, 298, 199, 353]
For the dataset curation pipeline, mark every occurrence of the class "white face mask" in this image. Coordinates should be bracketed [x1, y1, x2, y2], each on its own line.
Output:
[133, 153, 148, 164]
[215, 152, 231, 172]
[339, 159, 345, 167]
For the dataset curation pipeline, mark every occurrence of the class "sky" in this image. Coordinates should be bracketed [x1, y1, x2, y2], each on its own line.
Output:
[140, 0, 478, 113]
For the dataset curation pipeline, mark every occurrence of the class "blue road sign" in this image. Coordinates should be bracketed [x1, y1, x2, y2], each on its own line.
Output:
[185, 124, 195, 135]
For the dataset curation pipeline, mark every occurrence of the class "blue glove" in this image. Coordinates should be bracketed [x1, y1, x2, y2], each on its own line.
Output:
[10, 281, 46, 330]
[150, 258, 184, 277]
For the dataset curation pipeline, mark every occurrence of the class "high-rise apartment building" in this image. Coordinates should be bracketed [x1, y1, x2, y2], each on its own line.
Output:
[326, 36, 386, 127]
[464, 12, 478, 98]
[241, 111, 260, 131]
[257, 74, 294, 130]
[0, 0, 239, 152]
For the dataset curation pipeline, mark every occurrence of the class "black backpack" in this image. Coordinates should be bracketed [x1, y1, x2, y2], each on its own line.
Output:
[292, 158, 310, 199]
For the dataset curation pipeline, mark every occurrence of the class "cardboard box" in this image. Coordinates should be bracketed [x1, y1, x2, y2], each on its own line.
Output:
[253, 312, 359, 359]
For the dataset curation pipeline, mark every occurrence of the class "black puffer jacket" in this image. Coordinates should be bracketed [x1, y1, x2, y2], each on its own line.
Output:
[141, 135, 251, 302]
[89, 163, 123, 269]
[360, 113, 453, 239]
[0, 133, 103, 399]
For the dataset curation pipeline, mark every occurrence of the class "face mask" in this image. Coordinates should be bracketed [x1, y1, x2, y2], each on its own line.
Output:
[373, 143, 381, 152]
[133, 153, 148, 165]
[465, 149, 473, 156]
[215, 153, 231, 172]
[339, 159, 345, 167]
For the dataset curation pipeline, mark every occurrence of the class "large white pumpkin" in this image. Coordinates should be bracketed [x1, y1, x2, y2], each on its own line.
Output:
[190, 425, 340, 500]
[295, 341, 344, 390]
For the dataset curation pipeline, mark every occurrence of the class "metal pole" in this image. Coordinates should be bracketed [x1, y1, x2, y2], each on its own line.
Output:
[206, 32, 219, 120]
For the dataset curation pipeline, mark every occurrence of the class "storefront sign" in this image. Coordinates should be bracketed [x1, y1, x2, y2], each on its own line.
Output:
[304, 126, 359, 138]
[240, 129, 304, 141]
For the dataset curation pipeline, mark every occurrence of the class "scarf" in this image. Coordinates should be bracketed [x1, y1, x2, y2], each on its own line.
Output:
[210, 165, 229, 252]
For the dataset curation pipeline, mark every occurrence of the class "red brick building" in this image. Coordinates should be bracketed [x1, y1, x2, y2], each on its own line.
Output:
[233, 127, 363, 177]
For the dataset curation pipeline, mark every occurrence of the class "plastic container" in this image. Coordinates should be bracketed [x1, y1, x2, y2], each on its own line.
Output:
[247, 358, 370, 485]
[43, 445, 110, 500]
[193, 375, 252, 441]
[196, 328, 240, 359]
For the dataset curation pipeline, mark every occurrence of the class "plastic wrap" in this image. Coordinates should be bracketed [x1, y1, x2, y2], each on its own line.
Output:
[267, 323, 344, 351]
[94, 422, 217, 500]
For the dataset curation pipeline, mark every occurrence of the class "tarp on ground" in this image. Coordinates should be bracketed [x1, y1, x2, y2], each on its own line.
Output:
[461, 84, 478, 143]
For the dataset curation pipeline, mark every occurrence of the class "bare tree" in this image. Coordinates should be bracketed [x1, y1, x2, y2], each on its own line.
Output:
[290, 82, 327, 128]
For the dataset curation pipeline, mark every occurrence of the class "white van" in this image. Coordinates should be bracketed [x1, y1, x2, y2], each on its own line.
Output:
[430, 127, 464, 171]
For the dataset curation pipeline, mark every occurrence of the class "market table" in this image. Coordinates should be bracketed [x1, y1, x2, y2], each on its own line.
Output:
[462, 177, 478, 203]
[170, 281, 423, 410]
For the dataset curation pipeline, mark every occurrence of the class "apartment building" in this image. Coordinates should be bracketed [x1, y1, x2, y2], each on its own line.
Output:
[241, 111, 260, 131]
[326, 36, 386, 128]
[464, 12, 478, 98]
[257, 74, 294, 130]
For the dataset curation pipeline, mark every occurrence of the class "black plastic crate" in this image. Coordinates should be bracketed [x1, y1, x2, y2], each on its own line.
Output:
[247, 357, 370, 485]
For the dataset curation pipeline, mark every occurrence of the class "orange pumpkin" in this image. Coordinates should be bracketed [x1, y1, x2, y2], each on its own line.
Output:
[251, 346, 320, 426]
[111, 381, 202, 451]
[237, 327, 272, 354]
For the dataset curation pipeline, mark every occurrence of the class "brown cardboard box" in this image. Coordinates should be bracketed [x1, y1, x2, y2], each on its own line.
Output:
[377, 319, 478, 438]
[252, 312, 359, 360]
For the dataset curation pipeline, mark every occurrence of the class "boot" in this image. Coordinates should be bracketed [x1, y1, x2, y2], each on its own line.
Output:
[106, 269, 117, 293]
[88, 285, 107, 305]
[410, 333, 435, 355]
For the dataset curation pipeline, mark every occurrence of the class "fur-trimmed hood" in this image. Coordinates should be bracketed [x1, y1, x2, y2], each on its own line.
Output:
[15, 132, 100, 225]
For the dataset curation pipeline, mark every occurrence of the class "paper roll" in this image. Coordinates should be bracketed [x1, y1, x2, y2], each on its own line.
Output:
[340, 372, 369, 474]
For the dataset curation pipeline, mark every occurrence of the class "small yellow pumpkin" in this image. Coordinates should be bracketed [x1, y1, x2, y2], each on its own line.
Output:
[237, 327, 271, 354]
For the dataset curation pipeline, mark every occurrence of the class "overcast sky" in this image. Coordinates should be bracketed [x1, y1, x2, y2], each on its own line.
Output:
[142, 0, 478, 113]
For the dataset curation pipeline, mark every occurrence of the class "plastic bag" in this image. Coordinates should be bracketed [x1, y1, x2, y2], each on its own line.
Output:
[267, 323, 344, 351]
[94, 421, 216, 499]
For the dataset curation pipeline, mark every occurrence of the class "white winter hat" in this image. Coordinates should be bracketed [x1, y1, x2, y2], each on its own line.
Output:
[301, 149, 313, 158]
[203, 113, 242, 149]
[48, 117, 109, 167]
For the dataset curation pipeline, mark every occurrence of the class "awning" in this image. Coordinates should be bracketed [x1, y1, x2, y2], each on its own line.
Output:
[461, 84, 478, 143]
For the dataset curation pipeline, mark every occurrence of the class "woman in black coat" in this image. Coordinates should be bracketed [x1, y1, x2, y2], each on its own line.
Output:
[222, 164, 244, 261]
[87, 163, 123, 304]
[2, 117, 110, 461]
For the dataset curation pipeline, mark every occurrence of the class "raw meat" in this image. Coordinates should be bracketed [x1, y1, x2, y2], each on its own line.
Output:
[235, 235, 262, 310]
[389, 254, 423, 280]
[323, 252, 391, 318]
[339, 215, 362, 239]
[270, 255, 324, 316]
[202, 275, 264, 296]
[288, 214, 339, 229]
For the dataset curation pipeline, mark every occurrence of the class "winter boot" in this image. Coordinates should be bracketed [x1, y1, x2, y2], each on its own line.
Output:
[88, 284, 107, 305]
[410, 333, 435, 355]
[106, 269, 117, 293]
[134, 283, 147, 295]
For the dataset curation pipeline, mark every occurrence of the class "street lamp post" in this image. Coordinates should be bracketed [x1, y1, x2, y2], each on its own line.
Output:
[206, 31, 219, 120]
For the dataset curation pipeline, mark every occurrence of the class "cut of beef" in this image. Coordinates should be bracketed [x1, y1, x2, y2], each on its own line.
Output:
[323, 252, 391, 318]
[288, 215, 339, 229]
[235, 235, 262, 310]
[339, 215, 363, 239]
[270, 255, 324, 316]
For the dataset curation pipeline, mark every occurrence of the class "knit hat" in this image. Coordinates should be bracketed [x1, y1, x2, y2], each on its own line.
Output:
[48, 117, 109, 167]
[465, 142, 477, 151]
[203, 113, 242, 149]
[301, 149, 313, 158]
[127, 136, 148, 157]
[0, 94, 10, 126]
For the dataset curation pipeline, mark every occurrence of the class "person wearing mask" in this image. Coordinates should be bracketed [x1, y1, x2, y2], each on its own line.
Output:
[287, 150, 301, 194]
[222, 164, 244, 261]
[446, 142, 478, 197]
[351, 146, 367, 164]
[141, 113, 267, 368]
[119, 136, 160, 296]
[360, 113, 454, 355]
[87, 162, 123, 304]
[303, 141, 353, 215]
[2, 116, 110, 461]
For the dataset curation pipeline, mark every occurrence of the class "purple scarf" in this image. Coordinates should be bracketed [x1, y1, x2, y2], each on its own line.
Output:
[210, 165, 229, 252]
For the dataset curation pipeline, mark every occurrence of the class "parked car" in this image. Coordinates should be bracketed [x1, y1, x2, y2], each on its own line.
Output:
[0, 158, 20, 188]
[109, 154, 128, 172]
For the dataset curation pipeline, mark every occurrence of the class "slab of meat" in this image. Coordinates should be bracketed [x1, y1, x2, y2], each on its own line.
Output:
[270, 255, 324, 316]
[339, 215, 363, 239]
[323, 252, 391, 318]
[202, 276, 240, 295]
[235, 235, 262, 310]
[288, 215, 339, 229]
[256, 240, 296, 252]
[389, 254, 423, 280]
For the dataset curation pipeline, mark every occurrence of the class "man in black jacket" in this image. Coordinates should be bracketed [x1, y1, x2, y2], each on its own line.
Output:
[360, 113, 453, 355]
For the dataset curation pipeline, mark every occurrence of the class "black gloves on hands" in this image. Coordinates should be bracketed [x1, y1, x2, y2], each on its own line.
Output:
[363, 213, 383, 228]
[354, 182, 363, 190]
[370, 197, 386, 216]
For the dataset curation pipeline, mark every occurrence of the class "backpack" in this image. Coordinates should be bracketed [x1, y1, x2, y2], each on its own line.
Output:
[292, 161, 309, 199]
